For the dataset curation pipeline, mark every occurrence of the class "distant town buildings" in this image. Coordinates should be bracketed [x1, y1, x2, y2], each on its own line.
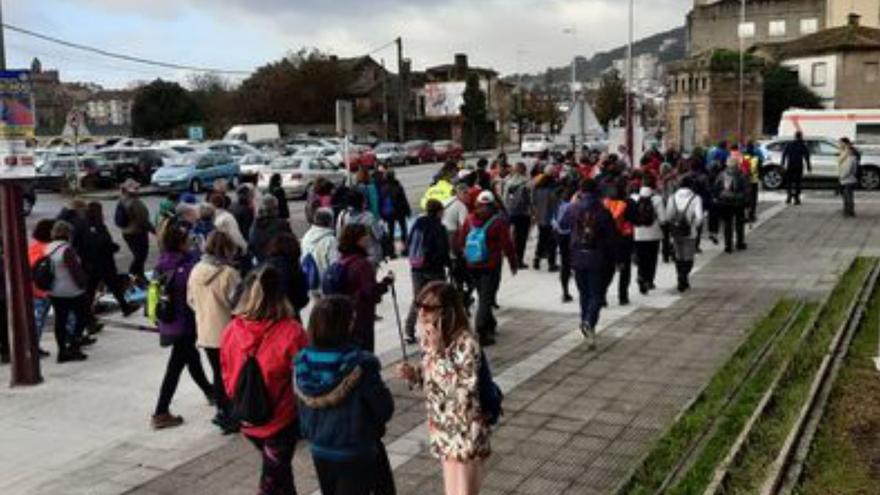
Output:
[688, 0, 880, 55]
[84, 91, 134, 128]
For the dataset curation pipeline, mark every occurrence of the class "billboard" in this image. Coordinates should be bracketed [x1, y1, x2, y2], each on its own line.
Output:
[424, 80, 490, 118]
[0, 70, 36, 179]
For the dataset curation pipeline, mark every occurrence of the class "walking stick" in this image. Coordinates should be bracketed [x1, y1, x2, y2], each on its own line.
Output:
[389, 278, 408, 363]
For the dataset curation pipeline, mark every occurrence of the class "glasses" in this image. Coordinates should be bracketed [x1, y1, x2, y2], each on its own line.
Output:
[417, 302, 442, 312]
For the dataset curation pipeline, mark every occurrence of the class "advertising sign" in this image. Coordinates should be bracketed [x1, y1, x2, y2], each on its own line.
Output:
[0, 70, 36, 179]
[424, 80, 489, 118]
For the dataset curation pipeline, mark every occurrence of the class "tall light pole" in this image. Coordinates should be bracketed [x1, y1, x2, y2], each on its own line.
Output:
[625, 0, 635, 168]
[562, 27, 578, 104]
[738, 0, 746, 144]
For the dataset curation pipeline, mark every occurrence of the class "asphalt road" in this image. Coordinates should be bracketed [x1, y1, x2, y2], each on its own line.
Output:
[23, 158, 461, 271]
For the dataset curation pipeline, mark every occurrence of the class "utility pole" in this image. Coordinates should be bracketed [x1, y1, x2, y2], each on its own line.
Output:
[738, 0, 746, 144]
[0, 0, 43, 386]
[381, 58, 389, 140]
[625, 0, 635, 168]
[395, 37, 405, 142]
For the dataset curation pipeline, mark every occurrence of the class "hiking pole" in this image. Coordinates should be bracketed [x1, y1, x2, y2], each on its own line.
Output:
[389, 277, 408, 363]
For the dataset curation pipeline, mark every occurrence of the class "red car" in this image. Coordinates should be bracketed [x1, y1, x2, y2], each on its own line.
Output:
[404, 140, 437, 164]
[433, 140, 464, 162]
[340, 144, 377, 172]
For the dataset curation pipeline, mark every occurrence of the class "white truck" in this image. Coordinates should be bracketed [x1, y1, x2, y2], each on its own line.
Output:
[223, 124, 280, 144]
[778, 109, 880, 151]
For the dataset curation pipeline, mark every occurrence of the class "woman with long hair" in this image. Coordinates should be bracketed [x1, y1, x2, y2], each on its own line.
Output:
[262, 232, 309, 320]
[151, 221, 214, 430]
[396, 281, 491, 495]
[221, 265, 309, 495]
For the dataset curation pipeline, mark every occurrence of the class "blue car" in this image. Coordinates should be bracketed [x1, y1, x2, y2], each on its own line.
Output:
[151, 152, 240, 193]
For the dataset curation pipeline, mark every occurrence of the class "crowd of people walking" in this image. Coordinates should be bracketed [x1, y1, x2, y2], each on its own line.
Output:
[0, 132, 864, 494]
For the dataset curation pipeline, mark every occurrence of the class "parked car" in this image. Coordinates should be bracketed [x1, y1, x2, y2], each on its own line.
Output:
[151, 152, 239, 192]
[328, 144, 377, 171]
[96, 147, 182, 185]
[239, 153, 273, 183]
[404, 140, 437, 164]
[207, 141, 261, 161]
[374, 142, 407, 167]
[256, 156, 346, 199]
[759, 136, 880, 191]
[433, 140, 464, 162]
[34, 155, 115, 192]
[521, 134, 554, 157]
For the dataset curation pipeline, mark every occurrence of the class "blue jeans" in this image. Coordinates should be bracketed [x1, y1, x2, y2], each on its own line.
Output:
[574, 268, 604, 328]
[34, 297, 51, 341]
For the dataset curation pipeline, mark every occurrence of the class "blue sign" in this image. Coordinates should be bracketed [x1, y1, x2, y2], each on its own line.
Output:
[188, 126, 204, 141]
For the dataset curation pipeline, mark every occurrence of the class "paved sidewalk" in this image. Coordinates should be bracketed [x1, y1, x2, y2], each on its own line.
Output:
[5, 199, 880, 495]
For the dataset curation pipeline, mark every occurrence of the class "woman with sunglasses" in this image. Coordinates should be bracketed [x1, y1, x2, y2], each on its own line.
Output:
[396, 281, 490, 495]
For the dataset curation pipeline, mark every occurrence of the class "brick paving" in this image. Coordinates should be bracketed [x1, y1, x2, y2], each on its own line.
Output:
[120, 202, 880, 494]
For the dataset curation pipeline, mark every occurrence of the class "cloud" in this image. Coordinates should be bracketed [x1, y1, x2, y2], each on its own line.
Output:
[9, 0, 690, 86]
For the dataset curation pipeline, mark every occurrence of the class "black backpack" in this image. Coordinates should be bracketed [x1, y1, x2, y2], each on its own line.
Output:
[231, 327, 275, 426]
[671, 195, 696, 238]
[478, 350, 504, 425]
[634, 196, 656, 227]
[32, 244, 66, 292]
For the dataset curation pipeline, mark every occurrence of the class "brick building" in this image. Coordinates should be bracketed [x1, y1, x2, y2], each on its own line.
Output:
[665, 51, 764, 151]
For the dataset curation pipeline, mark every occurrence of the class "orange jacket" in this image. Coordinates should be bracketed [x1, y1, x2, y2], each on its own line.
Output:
[603, 199, 634, 238]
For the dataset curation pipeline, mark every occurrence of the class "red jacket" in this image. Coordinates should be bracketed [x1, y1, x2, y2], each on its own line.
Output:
[457, 213, 517, 271]
[221, 316, 309, 439]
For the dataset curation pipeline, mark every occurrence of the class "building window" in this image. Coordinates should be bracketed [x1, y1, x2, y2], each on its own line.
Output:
[800, 18, 818, 35]
[738, 22, 756, 39]
[769, 20, 787, 37]
[811, 62, 827, 87]
[865, 62, 879, 83]
[856, 124, 880, 145]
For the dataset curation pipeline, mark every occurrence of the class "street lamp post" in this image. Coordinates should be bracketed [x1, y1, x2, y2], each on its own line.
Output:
[625, 0, 635, 168]
[562, 27, 578, 104]
[738, 0, 746, 144]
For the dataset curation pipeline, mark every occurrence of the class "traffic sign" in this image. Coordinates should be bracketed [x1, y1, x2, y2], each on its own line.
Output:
[67, 109, 84, 131]
[188, 126, 205, 141]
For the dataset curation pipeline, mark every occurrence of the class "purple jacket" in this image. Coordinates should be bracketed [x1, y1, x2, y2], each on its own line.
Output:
[155, 251, 199, 346]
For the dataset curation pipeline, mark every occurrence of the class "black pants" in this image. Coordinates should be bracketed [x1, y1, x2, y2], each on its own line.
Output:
[405, 271, 446, 339]
[534, 225, 557, 267]
[123, 232, 149, 282]
[247, 422, 299, 495]
[314, 455, 376, 495]
[509, 215, 530, 266]
[748, 183, 759, 221]
[611, 238, 634, 303]
[661, 225, 674, 263]
[473, 269, 500, 340]
[384, 216, 408, 257]
[374, 440, 396, 495]
[86, 269, 128, 312]
[719, 205, 746, 250]
[635, 240, 660, 288]
[707, 203, 720, 236]
[676, 260, 695, 289]
[787, 169, 804, 203]
[557, 233, 572, 297]
[154, 336, 212, 416]
[204, 347, 230, 414]
[0, 297, 8, 357]
[842, 184, 855, 216]
[50, 295, 89, 352]
[574, 267, 604, 328]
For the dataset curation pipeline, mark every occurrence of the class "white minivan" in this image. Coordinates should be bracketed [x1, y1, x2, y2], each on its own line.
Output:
[521, 134, 553, 157]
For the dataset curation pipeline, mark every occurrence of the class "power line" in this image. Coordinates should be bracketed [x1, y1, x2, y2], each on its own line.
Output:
[3, 23, 251, 75]
[365, 39, 397, 56]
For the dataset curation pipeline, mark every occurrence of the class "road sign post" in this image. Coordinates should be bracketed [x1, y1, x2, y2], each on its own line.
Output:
[336, 100, 354, 184]
[67, 109, 83, 194]
[0, 69, 41, 386]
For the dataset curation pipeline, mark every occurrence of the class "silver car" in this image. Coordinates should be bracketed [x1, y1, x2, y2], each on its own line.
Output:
[760, 136, 880, 190]
[257, 156, 346, 199]
[374, 142, 407, 167]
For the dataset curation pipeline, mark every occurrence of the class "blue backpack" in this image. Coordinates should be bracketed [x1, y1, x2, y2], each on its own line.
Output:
[408, 220, 427, 269]
[301, 253, 321, 292]
[321, 260, 348, 295]
[478, 350, 504, 425]
[464, 216, 497, 265]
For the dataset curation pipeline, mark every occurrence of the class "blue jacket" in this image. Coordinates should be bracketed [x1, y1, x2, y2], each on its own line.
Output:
[560, 193, 616, 270]
[294, 347, 394, 461]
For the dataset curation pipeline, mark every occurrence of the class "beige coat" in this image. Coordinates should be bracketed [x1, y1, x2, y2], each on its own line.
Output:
[187, 258, 241, 348]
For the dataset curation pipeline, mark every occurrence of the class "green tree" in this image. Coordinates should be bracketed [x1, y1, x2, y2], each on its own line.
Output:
[594, 70, 626, 129]
[763, 65, 823, 134]
[131, 79, 202, 138]
[188, 73, 236, 139]
[460, 72, 488, 151]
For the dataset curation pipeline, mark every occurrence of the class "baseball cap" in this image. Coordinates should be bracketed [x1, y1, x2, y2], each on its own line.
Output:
[477, 191, 494, 205]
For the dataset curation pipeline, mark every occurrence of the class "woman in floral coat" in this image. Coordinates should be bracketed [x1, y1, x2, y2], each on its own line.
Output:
[396, 281, 490, 495]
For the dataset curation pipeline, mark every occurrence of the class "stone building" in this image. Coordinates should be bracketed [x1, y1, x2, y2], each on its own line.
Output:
[688, 0, 880, 55]
[752, 14, 880, 108]
[665, 51, 764, 151]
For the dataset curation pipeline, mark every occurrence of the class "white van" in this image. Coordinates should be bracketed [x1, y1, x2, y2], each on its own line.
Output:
[778, 109, 880, 150]
[223, 124, 281, 143]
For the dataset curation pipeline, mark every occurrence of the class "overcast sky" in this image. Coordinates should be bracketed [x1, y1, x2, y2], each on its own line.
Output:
[6, 0, 690, 88]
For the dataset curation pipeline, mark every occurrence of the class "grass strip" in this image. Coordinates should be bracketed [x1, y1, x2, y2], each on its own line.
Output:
[617, 299, 799, 495]
[668, 303, 819, 495]
[718, 257, 875, 495]
[794, 275, 880, 495]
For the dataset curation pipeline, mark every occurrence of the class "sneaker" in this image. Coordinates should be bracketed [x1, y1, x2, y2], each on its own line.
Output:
[492, 303, 500, 310]
[580, 323, 597, 350]
[562, 294, 573, 303]
[151, 413, 184, 430]
[709, 235, 719, 245]
[57, 349, 88, 363]
[648, 282, 656, 290]
[122, 303, 141, 317]
[518, 263, 528, 270]
[638, 281, 648, 295]
[548, 265, 560, 273]
[88, 322, 105, 335]
[619, 296, 630, 306]
[532, 260, 540, 270]
[78, 336, 97, 347]
[38, 348, 51, 358]
[736, 244, 747, 251]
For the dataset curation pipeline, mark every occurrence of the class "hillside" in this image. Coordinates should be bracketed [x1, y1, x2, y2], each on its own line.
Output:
[508, 25, 686, 88]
